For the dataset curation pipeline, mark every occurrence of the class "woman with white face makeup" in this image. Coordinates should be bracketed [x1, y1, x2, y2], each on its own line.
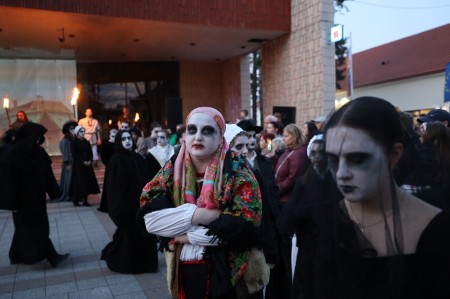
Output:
[138, 107, 266, 298]
[316, 97, 450, 298]
[148, 129, 175, 167]
[69, 126, 100, 207]
[101, 130, 157, 274]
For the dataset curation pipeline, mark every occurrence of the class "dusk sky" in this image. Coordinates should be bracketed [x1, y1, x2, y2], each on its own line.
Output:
[335, 0, 450, 53]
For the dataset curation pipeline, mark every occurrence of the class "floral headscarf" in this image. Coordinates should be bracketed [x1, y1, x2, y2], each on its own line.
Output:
[172, 107, 227, 208]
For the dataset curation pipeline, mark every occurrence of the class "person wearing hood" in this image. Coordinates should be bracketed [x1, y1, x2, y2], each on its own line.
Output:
[69, 125, 100, 207]
[55, 120, 78, 202]
[2, 123, 69, 267]
[101, 130, 158, 273]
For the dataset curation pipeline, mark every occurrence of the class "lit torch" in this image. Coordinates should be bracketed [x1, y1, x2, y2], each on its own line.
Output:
[134, 112, 140, 123]
[71, 87, 79, 120]
[3, 97, 11, 127]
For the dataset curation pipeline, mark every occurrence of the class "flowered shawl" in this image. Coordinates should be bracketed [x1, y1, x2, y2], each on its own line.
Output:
[140, 107, 262, 286]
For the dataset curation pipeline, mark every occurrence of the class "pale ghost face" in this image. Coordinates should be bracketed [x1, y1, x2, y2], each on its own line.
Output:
[185, 113, 221, 162]
[109, 130, 117, 143]
[157, 132, 168, 146]
[69, 126, 76, 136]
[121, 132, 133, 151]
[150, 126, 162, 139]
[326, 127, 390, 203]
[231, 135, 249, 157]
[77, 128, 86, 139]
[121, 122, 130, 131]
[309, 141, 326, 169]
[246, 131, 257, 151]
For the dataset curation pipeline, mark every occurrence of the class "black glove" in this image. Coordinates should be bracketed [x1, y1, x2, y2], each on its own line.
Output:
[136, 191, 175, 233]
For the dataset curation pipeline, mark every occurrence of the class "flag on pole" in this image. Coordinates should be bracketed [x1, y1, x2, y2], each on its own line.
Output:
[347, 34, 353, 99]
[445, 62, 450, 102]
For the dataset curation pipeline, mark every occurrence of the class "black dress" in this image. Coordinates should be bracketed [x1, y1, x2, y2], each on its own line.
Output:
[101, 145, 158, 274]
[98, 140, 116, 212]
[3, 123, 62, 264]
[69, 137, 100, 202]
[307, 204, 450, 299]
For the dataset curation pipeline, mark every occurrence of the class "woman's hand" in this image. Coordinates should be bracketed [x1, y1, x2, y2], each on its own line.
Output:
[174, 234, 190, 244]
[191, 208, 221, 226]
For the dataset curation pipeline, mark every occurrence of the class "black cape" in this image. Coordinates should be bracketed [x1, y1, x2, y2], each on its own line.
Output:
[101, 147, 158, 274]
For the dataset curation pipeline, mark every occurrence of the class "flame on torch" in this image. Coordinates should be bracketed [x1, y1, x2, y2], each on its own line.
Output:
[3, 97, 9, 109]
[71, 88, 79, 106]
[134, 112, 140, 123]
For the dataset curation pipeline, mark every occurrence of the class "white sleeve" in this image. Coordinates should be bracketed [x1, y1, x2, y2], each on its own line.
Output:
[144, 203, 197, 237]
[186, 226, 220, 246]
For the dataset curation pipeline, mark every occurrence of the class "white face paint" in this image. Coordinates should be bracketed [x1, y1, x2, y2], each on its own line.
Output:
[246, 131, 257, 151]
[77, 128, 86, 138]
[231, 135, 249, 157]
[121, 122, 130, 131]
[326, 127, 390, 203]
[185, 113, 221, 161]
[156, 132, 168, 146]
[309, 142, 326, 169]
[109, 130, 117, 143]
[121, 132, 133, 151]
[150, 127, 162, 139]
[69, 126, 76, 136]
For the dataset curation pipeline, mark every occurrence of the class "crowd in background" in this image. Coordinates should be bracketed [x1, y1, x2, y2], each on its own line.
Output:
[1, 99, 450, 298]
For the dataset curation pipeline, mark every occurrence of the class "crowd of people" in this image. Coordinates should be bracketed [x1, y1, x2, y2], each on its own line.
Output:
[1, 99, 450, 298]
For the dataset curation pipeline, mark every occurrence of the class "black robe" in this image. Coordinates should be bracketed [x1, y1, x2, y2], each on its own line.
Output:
[101, 147, 158, 274]
[98, 140, 116, 212]
[69, 137, 100, 199]
[2, 123, 62, 264]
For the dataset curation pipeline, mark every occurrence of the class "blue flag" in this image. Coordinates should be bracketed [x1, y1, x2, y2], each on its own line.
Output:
[445, 62, 450, 102]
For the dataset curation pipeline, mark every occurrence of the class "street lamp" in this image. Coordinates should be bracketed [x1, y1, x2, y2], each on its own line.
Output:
[71, 87, 79, 120]
[3, 97, 11, 127]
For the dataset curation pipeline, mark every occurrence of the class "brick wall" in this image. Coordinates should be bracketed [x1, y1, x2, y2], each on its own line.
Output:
[221, 56, 242, 122]
[262, 0, 335, 126]
[179, 61, 224, 119]
[2, 0, 290, 31]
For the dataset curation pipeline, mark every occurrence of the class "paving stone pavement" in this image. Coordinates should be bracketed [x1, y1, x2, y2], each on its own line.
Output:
[0, 199, 172, 299]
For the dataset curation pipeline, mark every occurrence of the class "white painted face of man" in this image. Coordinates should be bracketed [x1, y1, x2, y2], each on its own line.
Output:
[69, 126, 76, 136]
[77, 128, 86, 138]
[121, 122, 130, 131]
[157, 132, 168, 146]
[326, 126, 390, 203]
[246, 131, 257, 151]
[109, 130, 117, 143]
[310, 141, 326, 169]
[231, 135, 249, 157]
[185, 113, 221, 161]
[121, 132, 133, 151]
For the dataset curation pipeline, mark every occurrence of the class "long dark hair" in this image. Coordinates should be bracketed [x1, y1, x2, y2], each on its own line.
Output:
[324, 97, 407, 155]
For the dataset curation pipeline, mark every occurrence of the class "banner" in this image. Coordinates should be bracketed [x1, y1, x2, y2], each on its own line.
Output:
[445, 62, 450, 102]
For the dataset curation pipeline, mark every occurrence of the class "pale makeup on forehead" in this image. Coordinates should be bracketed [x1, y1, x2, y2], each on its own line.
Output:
[231, 135, 249, 155]
[121, 132, 133, 150]
[326, 126, 389, 203]
[186, 113, 220, 137]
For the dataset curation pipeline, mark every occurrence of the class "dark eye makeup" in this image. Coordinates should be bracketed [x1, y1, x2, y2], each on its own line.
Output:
[186, 124, 217, 136]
